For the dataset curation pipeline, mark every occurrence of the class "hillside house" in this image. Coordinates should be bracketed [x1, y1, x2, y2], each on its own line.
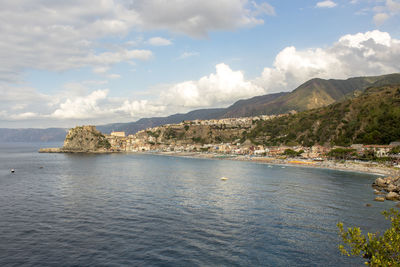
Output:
[363, 145, 392, 157]
[111, 131, 126, 137]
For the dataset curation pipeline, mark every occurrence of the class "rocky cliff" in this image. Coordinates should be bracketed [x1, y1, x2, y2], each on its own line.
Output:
[62, 126, 111, 152]
[137, 116, 277, 146]
[39, 126, 111, 153]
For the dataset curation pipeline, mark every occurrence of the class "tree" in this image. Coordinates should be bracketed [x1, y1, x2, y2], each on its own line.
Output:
[337, 209, 400, 266]
[327, 148, 356, 160]
[390, 146, 400, 155]
[283, 148, 303, 157]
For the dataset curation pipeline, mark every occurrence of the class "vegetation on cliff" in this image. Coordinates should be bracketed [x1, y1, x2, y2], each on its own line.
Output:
[245, 85, 400, 147]
[99, 73, 400, 135]
[142, 121, 250, 145]
[139, 84, 400, 148]
[63, 126, 111, 152]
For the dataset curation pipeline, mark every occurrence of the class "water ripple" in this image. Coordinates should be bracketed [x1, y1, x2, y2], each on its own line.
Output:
[0, 144, 393, 266]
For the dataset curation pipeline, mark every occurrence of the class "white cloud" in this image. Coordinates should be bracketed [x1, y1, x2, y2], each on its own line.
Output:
[2, 30, 400, 127]
[252, 2, 276, 16]
[148, 37, 173, 46]
[132, 0, 275, 37]
[51, 90, 110, 119]
[48, 88, 166, 121]
[116, 100, 165, 117]
[93, 66, 111, 74]
[373, 12, 391, 24]
[255, 30, 400, 92]
[359, 0, 400, 25]
[316, 1, 337, 8]
[178, 52, 200, 60]
[0, 0, 273, 82]
[161, 63, 265, 108]
[387, 0, 400, 12]
[9, 112, 39, 120]
[85, 49, 152, 73]
[107, 74, 122, 79]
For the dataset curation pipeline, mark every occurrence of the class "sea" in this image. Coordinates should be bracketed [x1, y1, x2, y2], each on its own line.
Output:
[0, 142, 394, 266]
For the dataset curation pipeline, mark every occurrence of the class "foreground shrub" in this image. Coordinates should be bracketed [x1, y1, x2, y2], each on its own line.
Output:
[338, 209, 400, 266]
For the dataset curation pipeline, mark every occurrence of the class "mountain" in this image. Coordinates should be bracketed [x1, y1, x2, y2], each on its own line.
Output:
[2, 73, 400, 142]
[97, 108, 226, 134]
[0, 128, 67, 142]
[219, 92, 288, 118]
[250, 73, 400, 115]
[246, 84, 400, 146]
[97, 93, 287, 134]
[98, 73, 400, 134]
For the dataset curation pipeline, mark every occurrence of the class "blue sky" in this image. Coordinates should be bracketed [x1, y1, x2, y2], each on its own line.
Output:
[1, 0, 400, 128]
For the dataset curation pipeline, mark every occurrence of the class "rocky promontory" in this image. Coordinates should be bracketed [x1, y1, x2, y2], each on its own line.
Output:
[39, 126, 111, 153]
[372, 176, 400, 202]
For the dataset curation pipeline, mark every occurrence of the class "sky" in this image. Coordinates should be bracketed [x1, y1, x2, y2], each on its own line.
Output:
[1, 0, 400, 128]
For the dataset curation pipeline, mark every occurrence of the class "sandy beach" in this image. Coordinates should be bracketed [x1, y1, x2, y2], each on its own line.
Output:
[147, 151, 400, 177]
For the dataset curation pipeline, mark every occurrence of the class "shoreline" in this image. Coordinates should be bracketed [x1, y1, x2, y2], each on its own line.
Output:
[39, 148, 399, 177]
[145, 151, 400, 177]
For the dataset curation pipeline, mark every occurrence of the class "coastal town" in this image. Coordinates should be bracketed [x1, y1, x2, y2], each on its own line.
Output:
[104, 116, 400, 166]
[39, 115, 400, 204]
[38, 113, 399, 175]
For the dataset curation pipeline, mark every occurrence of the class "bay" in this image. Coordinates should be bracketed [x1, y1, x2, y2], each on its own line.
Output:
[0, 143, 393, 266]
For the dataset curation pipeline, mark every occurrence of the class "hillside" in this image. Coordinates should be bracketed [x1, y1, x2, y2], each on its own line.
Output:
[219, 92, 288, 118]
[99, 73, 400, 135]
[254, 73, 400, 115]
[2, 73, 400, 142]
[135, 84, 400, 148]
[246, 84, 400, 147]
[97, 108, 226, 134]
[97, 93, 287, 134]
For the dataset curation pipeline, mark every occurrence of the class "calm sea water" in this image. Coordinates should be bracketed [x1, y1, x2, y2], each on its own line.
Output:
[0, 143, 394, 266]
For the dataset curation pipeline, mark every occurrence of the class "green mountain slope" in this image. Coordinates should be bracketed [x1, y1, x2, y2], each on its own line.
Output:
[97, 93, 287, 134]
[2, 73, 400, 143]
[259, 73, 400, 115]
[246, 84, 400, 146]
[220, 92, 288, 118]
[98, 73, 400, 135]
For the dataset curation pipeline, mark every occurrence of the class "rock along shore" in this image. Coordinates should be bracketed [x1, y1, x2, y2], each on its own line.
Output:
[372, 176, 400, 202]
[38, 148, 116, 153]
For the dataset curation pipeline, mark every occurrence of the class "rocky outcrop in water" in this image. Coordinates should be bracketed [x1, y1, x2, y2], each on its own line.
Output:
[39, 126, 111, 153]
[372, 176, 400, 202]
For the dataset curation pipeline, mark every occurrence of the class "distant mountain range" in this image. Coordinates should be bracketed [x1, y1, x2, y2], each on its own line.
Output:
[1, 73, 399, 142]
[96, 92, 287, 134]
[0, 128, 67, 143]
[97, 73, 400, 134]
[124, 82, 400, 148]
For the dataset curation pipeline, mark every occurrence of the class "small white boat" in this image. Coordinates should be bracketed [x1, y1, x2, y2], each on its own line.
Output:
[220, 177, 228, 181]
[11, 169, 15, 173]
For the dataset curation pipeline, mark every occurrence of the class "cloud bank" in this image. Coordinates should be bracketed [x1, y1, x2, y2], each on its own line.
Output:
[1, 30, 400, 127]
[162, 63, 264, 108]
[255, 30, 400, 92]
[0, 0, 274, 82]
